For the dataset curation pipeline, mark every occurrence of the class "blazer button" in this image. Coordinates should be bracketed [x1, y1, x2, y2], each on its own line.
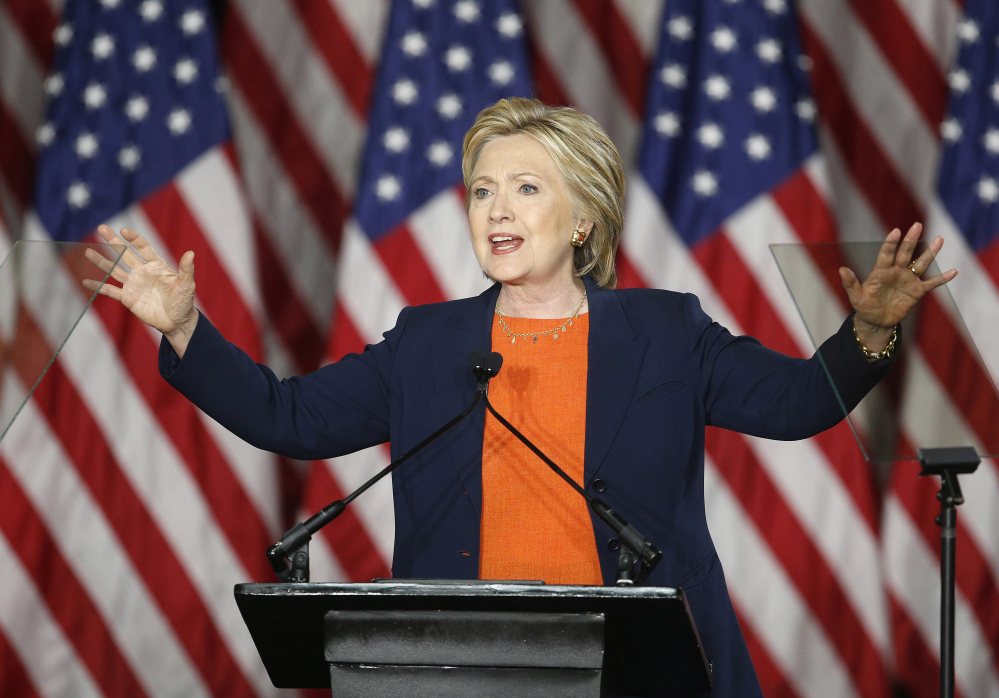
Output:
[592, 478, 607, 493]
[607, 538, 620, 551]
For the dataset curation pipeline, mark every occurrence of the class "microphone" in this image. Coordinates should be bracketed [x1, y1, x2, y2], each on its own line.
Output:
[267, 349, 499, 582]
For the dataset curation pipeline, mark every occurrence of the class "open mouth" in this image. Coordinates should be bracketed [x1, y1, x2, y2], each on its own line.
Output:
[489, 234, 523, 254]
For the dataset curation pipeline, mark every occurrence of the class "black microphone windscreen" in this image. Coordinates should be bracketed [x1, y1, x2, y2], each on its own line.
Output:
[468, 350, 503, 378]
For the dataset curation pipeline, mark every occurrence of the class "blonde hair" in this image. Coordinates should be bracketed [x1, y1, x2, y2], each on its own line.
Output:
[462, 98, 625, 288]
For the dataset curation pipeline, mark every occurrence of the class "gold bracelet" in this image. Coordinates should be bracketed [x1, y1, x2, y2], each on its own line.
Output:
[853, 320, 898, 361]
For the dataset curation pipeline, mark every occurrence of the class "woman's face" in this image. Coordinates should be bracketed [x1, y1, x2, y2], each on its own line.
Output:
[467, 134, 587, 291]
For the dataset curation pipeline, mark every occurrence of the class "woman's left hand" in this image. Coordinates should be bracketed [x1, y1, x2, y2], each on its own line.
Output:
[839, 222, 958, 352]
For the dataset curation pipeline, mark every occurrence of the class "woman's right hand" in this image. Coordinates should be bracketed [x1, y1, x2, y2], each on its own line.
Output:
[84, 225, 199, 357]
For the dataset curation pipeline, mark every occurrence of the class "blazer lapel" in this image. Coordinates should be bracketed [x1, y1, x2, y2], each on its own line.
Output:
[584, 276, 649, 484]
[431, 282, 500, 517]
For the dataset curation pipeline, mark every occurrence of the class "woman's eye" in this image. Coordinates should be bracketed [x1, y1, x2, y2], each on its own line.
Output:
[520, 183, 538, 194]
[474, 187, 490, 198]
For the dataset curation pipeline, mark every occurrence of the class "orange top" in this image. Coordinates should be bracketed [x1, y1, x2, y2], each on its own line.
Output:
[479, 312, 603, 585]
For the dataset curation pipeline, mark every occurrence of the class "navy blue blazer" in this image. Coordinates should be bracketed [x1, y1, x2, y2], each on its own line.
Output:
[161, 275, 890, 696]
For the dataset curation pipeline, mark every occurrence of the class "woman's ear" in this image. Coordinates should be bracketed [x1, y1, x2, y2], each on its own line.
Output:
[577, 219, 595, 235]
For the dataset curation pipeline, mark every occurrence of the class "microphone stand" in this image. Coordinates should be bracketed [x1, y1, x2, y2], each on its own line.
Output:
[265, 352, 500, 582]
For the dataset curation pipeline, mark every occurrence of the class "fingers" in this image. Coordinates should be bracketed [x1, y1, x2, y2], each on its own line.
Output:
[839, 266, 861, 302]
[125, 228, 166, 265]
[82, 277, 123, 302]
[96, 224, 146, 270]
[875, 228, 902, 269]
[84, 247, 129, 284]
[894, 222, 922, 266]
[923, 268, 958, 291]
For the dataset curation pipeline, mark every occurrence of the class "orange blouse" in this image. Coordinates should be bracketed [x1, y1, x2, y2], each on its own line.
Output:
[479, 312, 603, 585]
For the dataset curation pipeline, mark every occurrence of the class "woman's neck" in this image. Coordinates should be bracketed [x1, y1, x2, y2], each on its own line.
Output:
[497, 277, 588, 319]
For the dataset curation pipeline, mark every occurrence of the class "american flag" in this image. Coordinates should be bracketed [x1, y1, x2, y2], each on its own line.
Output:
[0, 0, 997, 697]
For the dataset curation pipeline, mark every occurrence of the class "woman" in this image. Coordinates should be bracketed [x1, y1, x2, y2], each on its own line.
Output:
[86, 98, 955, 696]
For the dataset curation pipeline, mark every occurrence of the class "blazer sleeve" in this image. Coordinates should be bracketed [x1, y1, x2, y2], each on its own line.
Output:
[158, 308, 412, 460]
[684, 294, 892, 440]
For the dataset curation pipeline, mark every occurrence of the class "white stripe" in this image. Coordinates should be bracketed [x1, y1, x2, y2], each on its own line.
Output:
[408, 189, 492, 301]
[2, 386, 209, 698]
[330, 0, 391, 65]
[0, 5, 47, 140]
[20, 214, 278, 696]
[232, 0, 365, 196]
[523, 0, 641, 165]
[893, 0, 961, 72]
[704, 460, 859, 698]
[338, 220, 406, 344]
[883, 494, 999, 698]
[174, 149, 263, 319]
[325, 445, 396, 567]
[800, 0, 940, 205]
[227, 87, 337, 330]
[0, 533, 102, 698]
[613, 0, 666, 60]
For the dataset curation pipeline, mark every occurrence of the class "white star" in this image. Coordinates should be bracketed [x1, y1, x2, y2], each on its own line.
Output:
[173, 58, 199, 85]
[984, 128, 999, 154]
[139, 0, 163, 21]
[745, 133, 772, 160]
[704, 74, 731, 101]
[497, 13, 523, 38]
[654, 111, 681, 137]
[795, 98, 817, 122]
[692, 170, 718, 196]
[36, 123, 56, 147]
[991, 80, 999, 105]
[711, 27, 737, 53]
[949, 69, 971, 94]
[75, 132, 99, 159]
[454, 0, 480, 23]
[83, 82, 107, 110]
[133, 45, 157, 72]
[392, 79, 419, 105]
[764, 0, 787, 15]
[445, 45, 472, 72]
[696, 122, 725, 149]
[659, 63, 686, 89]
[437, 93, 462, 119]
[67, 181, 91, 209]
[180, 9, 206, 36]
[376, 174, 401, 201]
[53, 23, 73, 47]
[427, 140, 453, 167]
[118, 144, 141, 171]
[977, 176, 999, 203]
[412, 0, 434, 8]
[383, 126, 410, 153]
[125, 95, 150, 122]
[91, 32, 115, 60]
[167, 108, 192, 135]
[488, 61, 515, 86]
[401, 31, 428, 57]
[940, 117, 962, 142]
[750, 86, 777, 113]
[100, 0, 121, 8]
[44, 73, 65, 97]
[667, 16, 693, 42]
[757, 39, 782, 64]
[957, 19, 980, 44]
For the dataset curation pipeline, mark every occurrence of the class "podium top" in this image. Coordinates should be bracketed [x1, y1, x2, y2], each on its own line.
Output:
[771, 241, 999, 462]
[235, 581, 712, 696]
[0, 240, 125, 444]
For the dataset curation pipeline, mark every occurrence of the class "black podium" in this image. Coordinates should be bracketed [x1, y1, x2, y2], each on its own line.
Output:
[235, 581, 712, 697]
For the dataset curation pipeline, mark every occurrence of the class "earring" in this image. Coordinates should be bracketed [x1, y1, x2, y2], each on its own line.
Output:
[570, 229, 585, 247]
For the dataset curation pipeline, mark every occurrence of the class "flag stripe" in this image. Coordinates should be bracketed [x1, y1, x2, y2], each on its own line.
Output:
[0, 627, 40, 698]
[571, 0, 648, 118]
[2, 0, 55, 71]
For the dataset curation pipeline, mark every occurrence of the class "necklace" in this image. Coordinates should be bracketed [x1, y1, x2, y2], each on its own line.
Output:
[495, 288, 587, 344]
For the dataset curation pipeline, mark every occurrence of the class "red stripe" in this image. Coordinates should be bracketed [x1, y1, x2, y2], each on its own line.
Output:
[222, 8, 349, 256]
[13, 312, 258, 697]
[529, 42, 574, 107]
[889, 595, 944, 698]
[0, 620, 41, 698]
[707, 428, 890, 698]
[801, 19, 924, 228]
[0, 460, 150, 698]
[571, 0, 648, 118]
[326, 300, 367, 363]
[734, 601, 802, 698]
[374, 224, 448, 307]
[0, 102, 34, 208]
[305, 461, 392, 582]
[2, 0, 57, 71]
[977, 237, 999, 292]
[613, 248, 645, 290]
[846, 0, 949, 129]
[140, 180, 263, 359]
[288, 0, 373, 117]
